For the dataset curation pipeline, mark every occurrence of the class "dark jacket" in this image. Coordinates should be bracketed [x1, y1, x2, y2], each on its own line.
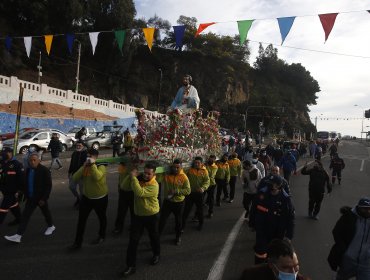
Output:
[47, 138, 63, 158]
[22, 164, 52, 201]
[329, 157, 345, 170]
[327, 206, 357, 271]
[301, 166, 331, 194]
[111, 134, 123, 150]
[0, 158, 25, 195]
[258, 175, 290, 195]
[240, 264, 311, 280]
[68, 150, 88, 175]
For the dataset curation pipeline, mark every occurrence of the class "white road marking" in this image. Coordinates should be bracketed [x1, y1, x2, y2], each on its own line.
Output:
[360, 160, 365, 172]
[207, 212, 245, 280]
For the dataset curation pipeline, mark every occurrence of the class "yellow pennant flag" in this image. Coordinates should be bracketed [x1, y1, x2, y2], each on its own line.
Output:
[44, 35, 53, 55]
[142, 27, 155, 51]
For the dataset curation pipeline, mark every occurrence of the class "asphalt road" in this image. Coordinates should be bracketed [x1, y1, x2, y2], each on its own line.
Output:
[0, 141, 369, 280]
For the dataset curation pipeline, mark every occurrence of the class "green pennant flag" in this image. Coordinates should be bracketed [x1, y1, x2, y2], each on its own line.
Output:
[237, 20, 254, 45]
[114, 30, 126, 54]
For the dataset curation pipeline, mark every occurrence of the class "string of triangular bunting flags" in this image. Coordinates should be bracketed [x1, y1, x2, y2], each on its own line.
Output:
[1, 10, 369, 57]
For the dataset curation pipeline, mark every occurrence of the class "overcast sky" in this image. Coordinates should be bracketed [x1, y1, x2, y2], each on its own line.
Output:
[134, 0, 370, 138]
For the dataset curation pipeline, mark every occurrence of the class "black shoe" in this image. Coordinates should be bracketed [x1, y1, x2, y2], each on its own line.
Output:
[312, 216, 319, 220]
[112, 229, 122, 235]
[244, 212, 249, 219]
[7, 219, 20, 226]
[338, 181, 341, 185]
[151, 255, 160, 265]
[68, 243, 81, 251]
[191, 217, 199, 223]
[175, 237, 181, 246]
[90, 237, 104, 245]
[228, 199, 234, 203]
[206, 213, 213, 219]
[120, 267, 136, 277]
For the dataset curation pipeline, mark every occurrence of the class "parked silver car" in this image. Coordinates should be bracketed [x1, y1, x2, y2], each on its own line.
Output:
[2, 129, 73, 154]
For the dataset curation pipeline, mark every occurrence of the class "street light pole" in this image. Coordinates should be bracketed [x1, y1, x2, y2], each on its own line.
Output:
[158, 68, 162, 112]
[354, 104, 364, 140]
[75, 40, 81, 93]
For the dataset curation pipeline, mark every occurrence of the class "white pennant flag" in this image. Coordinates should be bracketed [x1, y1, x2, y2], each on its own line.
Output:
[89, 32, 100, 55]
[24, 36, 32, 58]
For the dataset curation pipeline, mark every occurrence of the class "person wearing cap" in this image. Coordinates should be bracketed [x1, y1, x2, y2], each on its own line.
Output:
[249, 174, 295, 264]
[4, 152, 55, 243]
[301, 160, 332, 220]
[215, 153, 230, 206]
[328, 197, 370, 280]
[227, 152, 242, 203]
[0, 147, 24, 227]
[279, 151, 297, 183]
[329, 153, 345, 185]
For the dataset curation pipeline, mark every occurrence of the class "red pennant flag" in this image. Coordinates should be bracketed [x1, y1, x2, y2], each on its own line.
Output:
[195, 22, 216, 37]
[319, 13, 338, 42]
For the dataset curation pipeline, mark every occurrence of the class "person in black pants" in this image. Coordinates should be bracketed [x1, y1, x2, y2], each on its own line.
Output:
[329, 153, 345, 185]
[47, 133, 63, 170]
[111, 131, 123, 157]
[5, 152, 55, 243]
[205, 155, 218, 218]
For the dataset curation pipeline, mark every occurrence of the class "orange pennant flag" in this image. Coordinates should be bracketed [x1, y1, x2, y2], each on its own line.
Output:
[142, 27, 155, 51]
[195, 22, 216, 37]
[44, 35, 53, 55]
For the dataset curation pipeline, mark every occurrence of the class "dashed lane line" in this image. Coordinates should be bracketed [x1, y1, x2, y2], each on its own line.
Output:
[360, 160, 365, 172]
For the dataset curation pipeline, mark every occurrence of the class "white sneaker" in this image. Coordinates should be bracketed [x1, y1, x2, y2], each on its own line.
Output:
[44, 225, 56, 236]
[4, 234, 22, 243]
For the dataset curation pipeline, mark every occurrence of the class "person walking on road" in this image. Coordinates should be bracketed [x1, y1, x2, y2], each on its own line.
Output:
[241, 160, 262, 220]
[70, 148, 108, 249]
[111, 131, 123, 157]
[68, 141, 87, 208]
[121, 163, 160, 277]
[279, 151, 296, 183]
[0, 147, 24, 227]
[215, 153, 230, 206]
[249, 175, 295, 264]
[240, 238, 311, 280]
[47, 133, 63, 170]
[301, 160, 332, 220]
[227, 152, 242, 203]
[328, 197, 370, 280]
[329, 153, 345, 185]
[258, 165, 290, 195]
[205, 155, 218, 218]
[159, 159, 190, 245]
[4, 152, 55, 243]
[252, 153, 266, 178]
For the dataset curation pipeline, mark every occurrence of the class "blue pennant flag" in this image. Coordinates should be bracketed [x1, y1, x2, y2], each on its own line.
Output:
[5, 36, 12, 52]
[277, 17, 296, 45]
[66, 33, 75, 54]
[173, 25, 186, 50]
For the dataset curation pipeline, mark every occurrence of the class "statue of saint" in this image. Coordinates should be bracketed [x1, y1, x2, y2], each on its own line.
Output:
[169, 74, 200, 113]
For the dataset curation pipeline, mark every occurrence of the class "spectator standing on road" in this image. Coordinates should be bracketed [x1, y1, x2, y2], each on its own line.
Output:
[123, 130, 134, 154]
[227, 152, 242, 203]
[111, 131, 123, 157]
[249, 175, 295, 264]
[112, 161, 134, 235]
[205, 155, 218, 218]
[68, 141, 87, 209]
[182, 157, 210, 231]
[75, 127, 87, 143]
[258, 166, 290, 195]
[301, 160, 331, 220]
[121, 163, 160, 277]
[279, 151, 296, 183]
[259, 149, 272, 174]
[70, 148, 108, 249]
[329, 153, 345, 185]
[309, 141, 317, 159]
[329, 143, 338, 159]
[0, 147, 24, 227]
[47, 133, 63, 170]
[235, 141, 245, 160]
[273, 146, 283, 166]
[215, 153, 230, 206]
[240, 238, 311, 280]
[328, 197, 370, 280]
[241, 160, 262, 220]
[252, 153, 266, 178]
[243, 146, 254, 162]
[4, 152, 55, 243]
[315, 143, 323, 161]
[221, 138, 229, 154]
[159, 159, 190, 245]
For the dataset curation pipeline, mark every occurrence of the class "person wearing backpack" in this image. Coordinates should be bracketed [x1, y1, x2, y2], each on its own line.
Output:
[241, 160, 262, 220]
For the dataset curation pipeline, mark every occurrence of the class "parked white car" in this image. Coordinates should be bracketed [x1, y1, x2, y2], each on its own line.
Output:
[67, 127, 96, 142]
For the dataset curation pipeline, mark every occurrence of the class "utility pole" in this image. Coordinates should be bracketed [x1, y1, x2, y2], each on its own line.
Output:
[75, 40, 81, 93]
[37, 51, 42, 84]
[158, 68, 163, 112]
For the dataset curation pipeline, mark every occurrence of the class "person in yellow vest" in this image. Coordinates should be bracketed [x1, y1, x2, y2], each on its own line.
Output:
[69, 148, 108, 250]
[215, 153, 231, 206]
[159, 159, 190, 245]
[121, 162, 160, 277]
[112, 162, 134, 234]
[182, 157, 210, 231]
[205, 155, 218, 218]
[227, 152, 242, 203]
[123, 129, 134, 154]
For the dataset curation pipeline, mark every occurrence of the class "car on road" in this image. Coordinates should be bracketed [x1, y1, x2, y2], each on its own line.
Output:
[0, 127, 36, 141]
[2, 129, 73, 154]
[66, 127, 97, 142]
[84, 125, 124, 150]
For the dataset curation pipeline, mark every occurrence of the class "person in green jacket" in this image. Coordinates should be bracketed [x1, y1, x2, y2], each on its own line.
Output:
[227, 152, 242, 203]
[182, 157, 210, 231]
[112, 162, 134, 234]
[70, 148, 108, 250]
[215, 153, 231, 206]
[159, 159, 191, 245]
[121, 162, 160, 277]
[205, 155, 218, 218]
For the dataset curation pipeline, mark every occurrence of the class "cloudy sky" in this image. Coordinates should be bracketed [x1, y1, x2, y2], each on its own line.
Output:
[134, 0, 370, 138]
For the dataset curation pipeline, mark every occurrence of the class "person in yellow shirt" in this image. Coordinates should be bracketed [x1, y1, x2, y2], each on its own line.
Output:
[182, 157, 210, 231]
[123, 130, 134, 154]
[227, 152, 242, 203]
[121, 163, 160, 277]
[205, 155, 218, 218]
[69, 148, 108, 250]
[112, 162, 134, 235]
[159, 159, 190, 245]
[215, 153, 231, 206]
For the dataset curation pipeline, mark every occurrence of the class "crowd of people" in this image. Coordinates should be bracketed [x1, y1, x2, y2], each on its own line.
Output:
[0, 132, 369, 280]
